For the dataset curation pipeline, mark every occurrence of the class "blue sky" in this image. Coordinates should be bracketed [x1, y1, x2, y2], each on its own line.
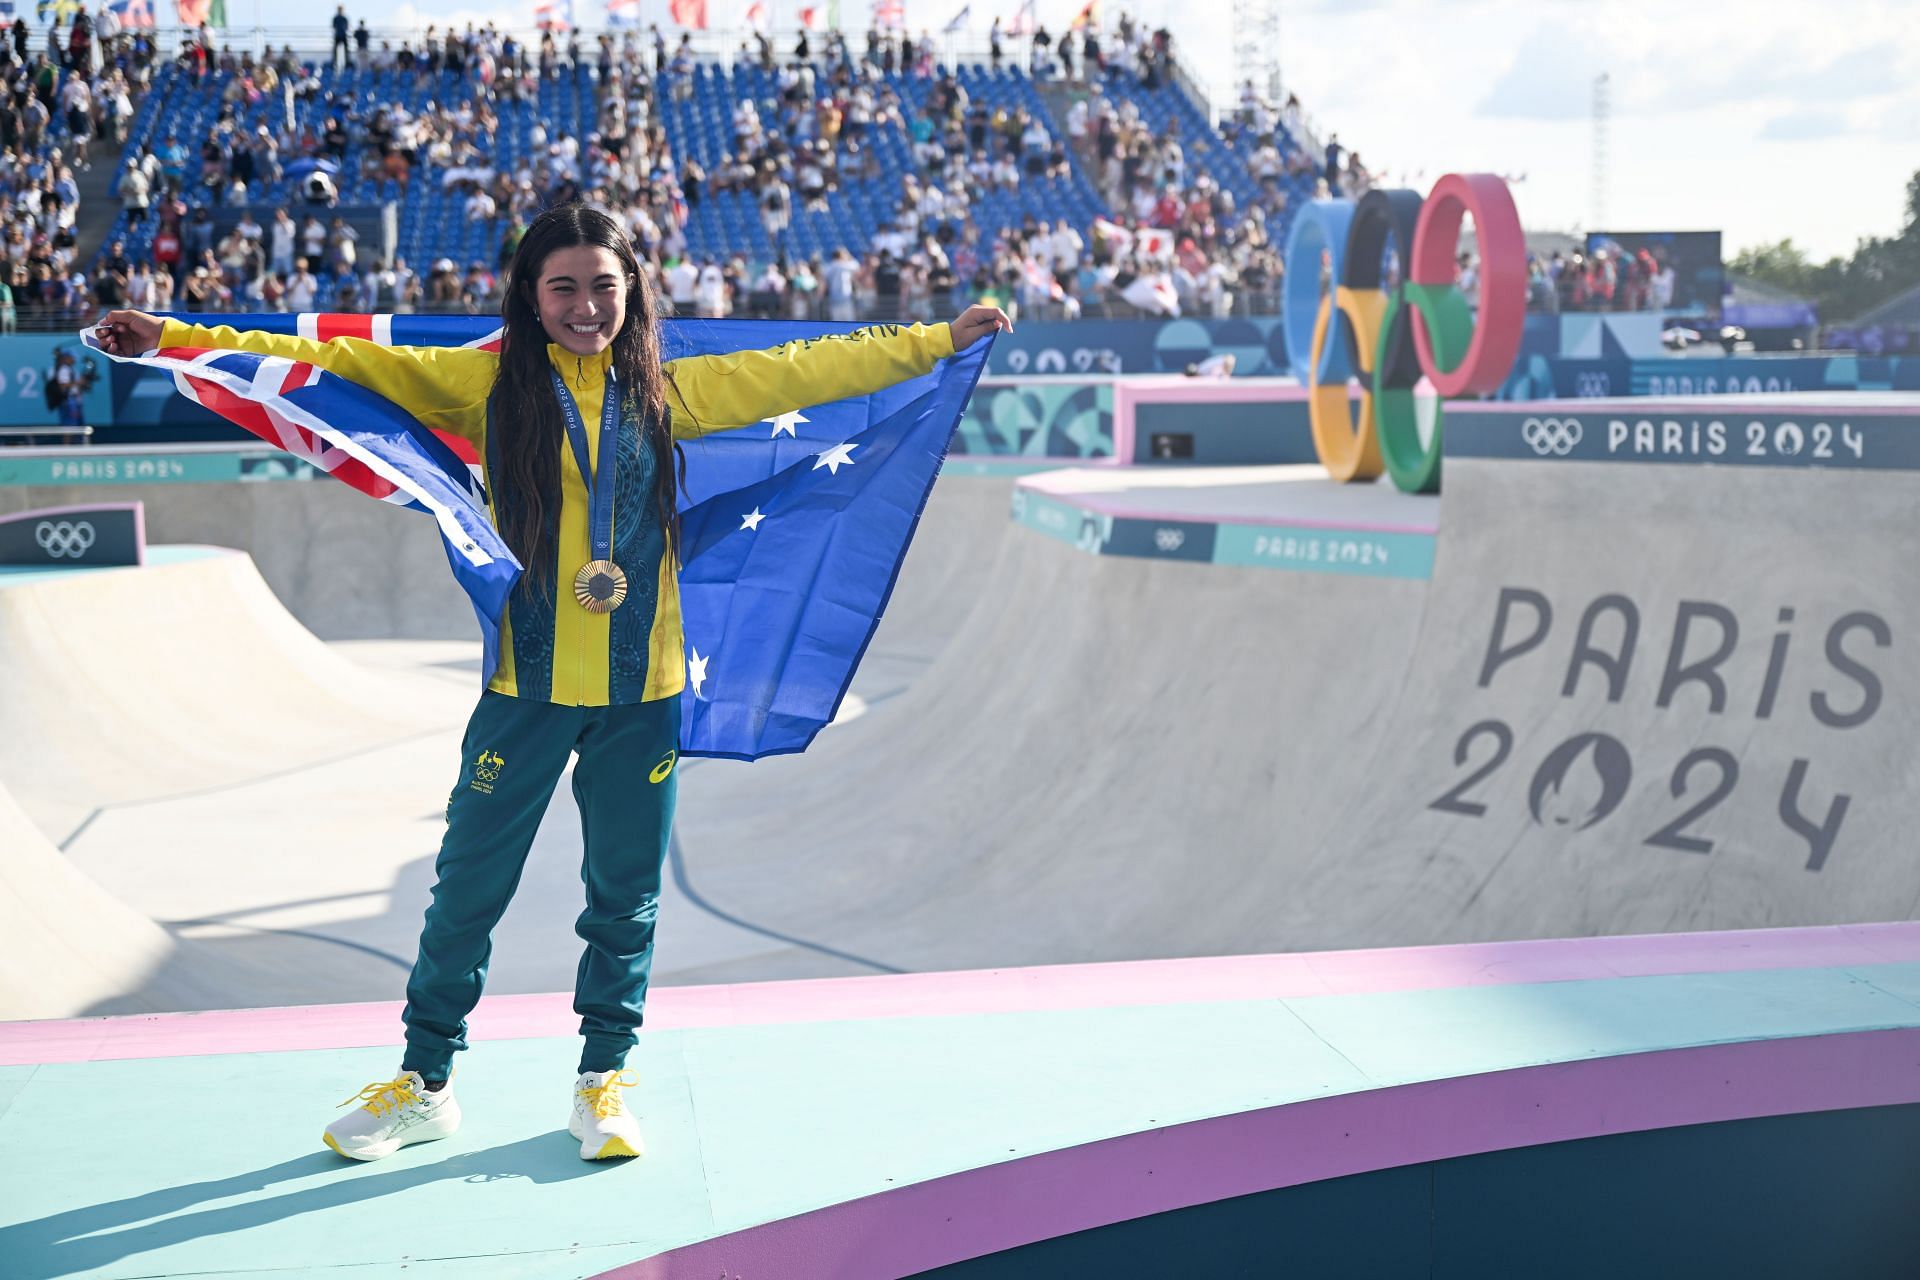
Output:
[240, 0, 1915, 261]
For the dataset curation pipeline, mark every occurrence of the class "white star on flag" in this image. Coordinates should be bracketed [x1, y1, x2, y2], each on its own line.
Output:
[688, 646, 710, 698]
[764, 410, 808, 438]
[813, 442, 858, 475]
[740, 507, 766, 530]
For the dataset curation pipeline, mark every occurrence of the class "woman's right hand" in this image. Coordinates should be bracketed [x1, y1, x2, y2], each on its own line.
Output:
[95, 309, 164, 356]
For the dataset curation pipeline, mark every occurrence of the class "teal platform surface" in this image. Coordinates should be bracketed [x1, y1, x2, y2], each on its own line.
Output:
[4, 926, 1920, 1278]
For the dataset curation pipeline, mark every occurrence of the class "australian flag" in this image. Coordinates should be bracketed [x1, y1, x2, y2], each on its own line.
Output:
[83, 314, 991, 761]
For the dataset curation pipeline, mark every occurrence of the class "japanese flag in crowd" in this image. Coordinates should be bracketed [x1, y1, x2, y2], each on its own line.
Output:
[670, 0, 708, 27]
[1121, 224, 1173, 260]
[1121, 272, 1181, 317]
[83, 314, 991, 762]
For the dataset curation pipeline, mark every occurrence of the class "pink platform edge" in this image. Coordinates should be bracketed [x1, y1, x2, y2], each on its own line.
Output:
[4, 921, 1916, 1067]
[601, 1027, 1920, 1280]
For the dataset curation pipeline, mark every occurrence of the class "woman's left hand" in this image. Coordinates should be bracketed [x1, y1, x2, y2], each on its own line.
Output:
[948, 304, 1012, 351]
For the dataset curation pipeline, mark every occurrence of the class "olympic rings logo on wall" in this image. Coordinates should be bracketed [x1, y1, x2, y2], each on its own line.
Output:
[1521, 416, 1583, 456]
[1283, 174, 1526, 494]
[34, 520, 97, 559]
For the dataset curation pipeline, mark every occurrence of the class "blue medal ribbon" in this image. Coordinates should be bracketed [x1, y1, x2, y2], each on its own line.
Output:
[549, 366, 620, 570]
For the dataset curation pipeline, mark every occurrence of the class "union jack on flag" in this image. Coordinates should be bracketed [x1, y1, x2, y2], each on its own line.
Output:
[84, 313, 991, 762]
[85, 316, 520, 685]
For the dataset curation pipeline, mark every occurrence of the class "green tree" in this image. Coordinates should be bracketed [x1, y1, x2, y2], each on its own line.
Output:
[1730, 168, 1920, 323]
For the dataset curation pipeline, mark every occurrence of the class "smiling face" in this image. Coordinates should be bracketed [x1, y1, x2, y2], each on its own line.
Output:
[530, 244, 629, 357]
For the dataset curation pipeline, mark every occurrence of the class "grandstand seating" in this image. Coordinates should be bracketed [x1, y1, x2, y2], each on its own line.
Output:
[101, 51, 1318, 291]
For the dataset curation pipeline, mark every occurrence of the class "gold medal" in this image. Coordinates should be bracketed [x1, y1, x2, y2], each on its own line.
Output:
[574, 559, 628, 613]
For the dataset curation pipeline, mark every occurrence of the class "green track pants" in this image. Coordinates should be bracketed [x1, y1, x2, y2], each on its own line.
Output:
[400, 689, 680, 1080]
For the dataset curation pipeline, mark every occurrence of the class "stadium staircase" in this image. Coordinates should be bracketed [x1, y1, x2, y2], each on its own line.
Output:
[71, 158, 122, 266]
[1030, 78, 1079, 144]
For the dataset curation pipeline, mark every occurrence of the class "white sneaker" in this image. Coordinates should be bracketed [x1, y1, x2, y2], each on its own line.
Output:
[570, 1069, 644, 1160]
[324, 1070, 460, 1161]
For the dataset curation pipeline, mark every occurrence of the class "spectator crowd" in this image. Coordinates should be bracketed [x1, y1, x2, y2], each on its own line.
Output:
[0, 4, 156, 332]
[0, 6, 1398, 335]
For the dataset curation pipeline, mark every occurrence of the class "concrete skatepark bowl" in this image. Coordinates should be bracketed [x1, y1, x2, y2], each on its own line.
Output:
[4, 393, 1920, 1277]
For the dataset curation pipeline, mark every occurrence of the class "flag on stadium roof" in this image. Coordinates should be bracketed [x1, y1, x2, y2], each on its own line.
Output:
[84, 314, 991, 763]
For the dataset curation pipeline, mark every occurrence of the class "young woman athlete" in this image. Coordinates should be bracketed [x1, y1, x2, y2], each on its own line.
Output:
[97, 202, 1010, 1162]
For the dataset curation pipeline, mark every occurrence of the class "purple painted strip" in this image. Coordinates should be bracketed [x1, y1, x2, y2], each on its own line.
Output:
[598, 1027, 1920, 1280]
[1476, 398, 1920, 416]
[2, 922, 1915, 1067]
[1061, 494, 1438, 535]
[1112, 379, 1313, 405]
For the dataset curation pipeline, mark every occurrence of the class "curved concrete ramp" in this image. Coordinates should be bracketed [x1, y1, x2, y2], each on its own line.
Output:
[0, 546, 467, 845]
[672, 396, 1920, 976]
[0, 778, 350, 1019]
[669, 468, 1435, 980]
[0, 547, 473, 1017]
[1290, 398, 1920, 946]
[0, 477, 1031, 1018]
[821, 470, 1025, 705]
[0, 780, 179, 1019]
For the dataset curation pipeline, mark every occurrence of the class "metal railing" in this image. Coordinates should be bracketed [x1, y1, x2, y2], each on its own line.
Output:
[0, 424, 93, 444]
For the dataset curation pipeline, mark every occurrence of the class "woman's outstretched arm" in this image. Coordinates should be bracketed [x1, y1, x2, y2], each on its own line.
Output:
[662, 304, 1010, 440]
[95, 309, 498, 444]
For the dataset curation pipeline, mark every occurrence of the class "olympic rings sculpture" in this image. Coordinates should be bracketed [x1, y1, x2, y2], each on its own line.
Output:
[1283, 174, 1526, 493]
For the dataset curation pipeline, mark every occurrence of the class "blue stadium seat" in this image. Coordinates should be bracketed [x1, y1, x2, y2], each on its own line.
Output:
[103, 53, 1319, 284]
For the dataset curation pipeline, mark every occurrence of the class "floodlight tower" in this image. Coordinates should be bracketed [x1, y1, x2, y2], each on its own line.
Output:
[1591, 72, 1611, 231]
[1232, 0, 1283, 114]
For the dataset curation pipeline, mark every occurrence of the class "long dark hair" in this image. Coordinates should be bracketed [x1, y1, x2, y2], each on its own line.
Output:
[491, 202, 684, 601]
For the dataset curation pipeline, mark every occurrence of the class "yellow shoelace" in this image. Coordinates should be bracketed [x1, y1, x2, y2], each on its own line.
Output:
[339, 1075, 424, 1118]
[578, 1069, 640, 1120]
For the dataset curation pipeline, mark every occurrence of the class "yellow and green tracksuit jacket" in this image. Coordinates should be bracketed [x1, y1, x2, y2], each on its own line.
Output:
[159, 317, 957, 707]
